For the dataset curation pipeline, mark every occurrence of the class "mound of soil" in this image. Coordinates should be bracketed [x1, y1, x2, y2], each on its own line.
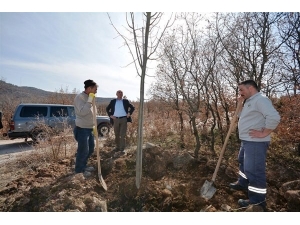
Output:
[0, 142, 300, 212]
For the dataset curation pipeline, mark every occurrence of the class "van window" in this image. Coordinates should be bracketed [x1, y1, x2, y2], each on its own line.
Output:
[50, 106, 68, 117]
[69, 106, 75, 117]
[20, 106, 48, 117]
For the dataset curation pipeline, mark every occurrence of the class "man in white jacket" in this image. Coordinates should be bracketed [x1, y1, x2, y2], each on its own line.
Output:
[230, 79, 280, 211]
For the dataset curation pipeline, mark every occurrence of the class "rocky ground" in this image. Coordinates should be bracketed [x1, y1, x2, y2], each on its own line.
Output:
[0, 140, 300, 213]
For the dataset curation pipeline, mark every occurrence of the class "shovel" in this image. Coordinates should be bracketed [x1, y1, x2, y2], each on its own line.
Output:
[92, 98, 108, 191]
[200, 100, 242, 200]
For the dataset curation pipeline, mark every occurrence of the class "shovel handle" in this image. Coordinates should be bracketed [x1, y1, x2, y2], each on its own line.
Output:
[92, 98, 107, 190]
[211, 100, 243, 182]
[92, 98, 99, 149]
[92, 98, 101, 173]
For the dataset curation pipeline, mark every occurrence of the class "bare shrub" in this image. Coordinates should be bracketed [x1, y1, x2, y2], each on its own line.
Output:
[31, 116, 77, 161]
[126, 115, 138, 147]
[33, 129, 76, 161]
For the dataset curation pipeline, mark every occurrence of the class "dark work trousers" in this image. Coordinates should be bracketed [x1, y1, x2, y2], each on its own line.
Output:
[113, 117, 127, 151]
[237, 140, 269, 207]
[73, 126, 94, 173]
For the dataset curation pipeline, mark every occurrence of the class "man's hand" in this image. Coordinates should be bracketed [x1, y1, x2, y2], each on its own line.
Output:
[88, 93, 95, 103]
[249, 128, 273, 138]
[237, 96, 245, 103]
[92, 126, 97, 136]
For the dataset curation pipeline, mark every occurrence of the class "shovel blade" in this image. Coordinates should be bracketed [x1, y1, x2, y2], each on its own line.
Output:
[98, 173, 108, 191]
[200, 180, 217, 200]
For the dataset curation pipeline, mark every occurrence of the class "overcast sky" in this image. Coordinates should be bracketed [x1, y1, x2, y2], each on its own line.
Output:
[0, 1, 292, 101]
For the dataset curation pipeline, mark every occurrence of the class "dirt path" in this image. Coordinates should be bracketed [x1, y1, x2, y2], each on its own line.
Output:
[0, 139, 35, 165]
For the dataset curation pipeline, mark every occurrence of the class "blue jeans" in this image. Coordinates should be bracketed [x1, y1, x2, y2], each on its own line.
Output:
[73, 126, 94, 173]
[237, 140, 269, 206]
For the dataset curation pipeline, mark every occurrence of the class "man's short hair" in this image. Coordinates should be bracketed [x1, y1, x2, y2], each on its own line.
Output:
[84, 79, 97, 89]
[239, 79, 259, 91]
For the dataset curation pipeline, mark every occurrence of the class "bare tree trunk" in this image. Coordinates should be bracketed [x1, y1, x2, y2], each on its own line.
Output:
[178, 111, 185, 148]
[190, 116, 201, 157]
[136, 14, 151, 188]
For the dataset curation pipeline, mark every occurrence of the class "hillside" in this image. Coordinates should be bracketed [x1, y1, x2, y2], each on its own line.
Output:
[0, 80, 113, 106]
[0, 80, 52, 102]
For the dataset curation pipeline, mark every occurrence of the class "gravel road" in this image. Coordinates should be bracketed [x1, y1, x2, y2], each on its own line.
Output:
[0, 139, 34, 165]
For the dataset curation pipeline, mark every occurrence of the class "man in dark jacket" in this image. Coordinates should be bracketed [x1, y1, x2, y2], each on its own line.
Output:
[106, 90, 135, 152]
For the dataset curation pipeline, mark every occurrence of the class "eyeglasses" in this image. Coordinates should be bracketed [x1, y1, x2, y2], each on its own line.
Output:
[117, 91, 123, 93]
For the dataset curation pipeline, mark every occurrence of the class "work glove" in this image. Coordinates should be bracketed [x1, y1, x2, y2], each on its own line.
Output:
[87, 93, 95, 103]
[92, 126, 97, 136]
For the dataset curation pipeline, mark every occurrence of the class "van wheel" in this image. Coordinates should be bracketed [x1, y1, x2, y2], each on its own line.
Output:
[97, 124, 110, 137]
[31, 129, 50, 144]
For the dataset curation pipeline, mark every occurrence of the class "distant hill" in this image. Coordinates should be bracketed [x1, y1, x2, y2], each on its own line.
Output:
[0, 80, 113, 106]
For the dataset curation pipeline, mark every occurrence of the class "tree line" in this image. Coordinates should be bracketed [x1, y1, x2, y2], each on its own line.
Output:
[148, 12, 300, 157]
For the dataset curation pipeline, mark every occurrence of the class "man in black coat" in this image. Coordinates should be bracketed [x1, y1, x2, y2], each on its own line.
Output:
[106, 90, 135, 152]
